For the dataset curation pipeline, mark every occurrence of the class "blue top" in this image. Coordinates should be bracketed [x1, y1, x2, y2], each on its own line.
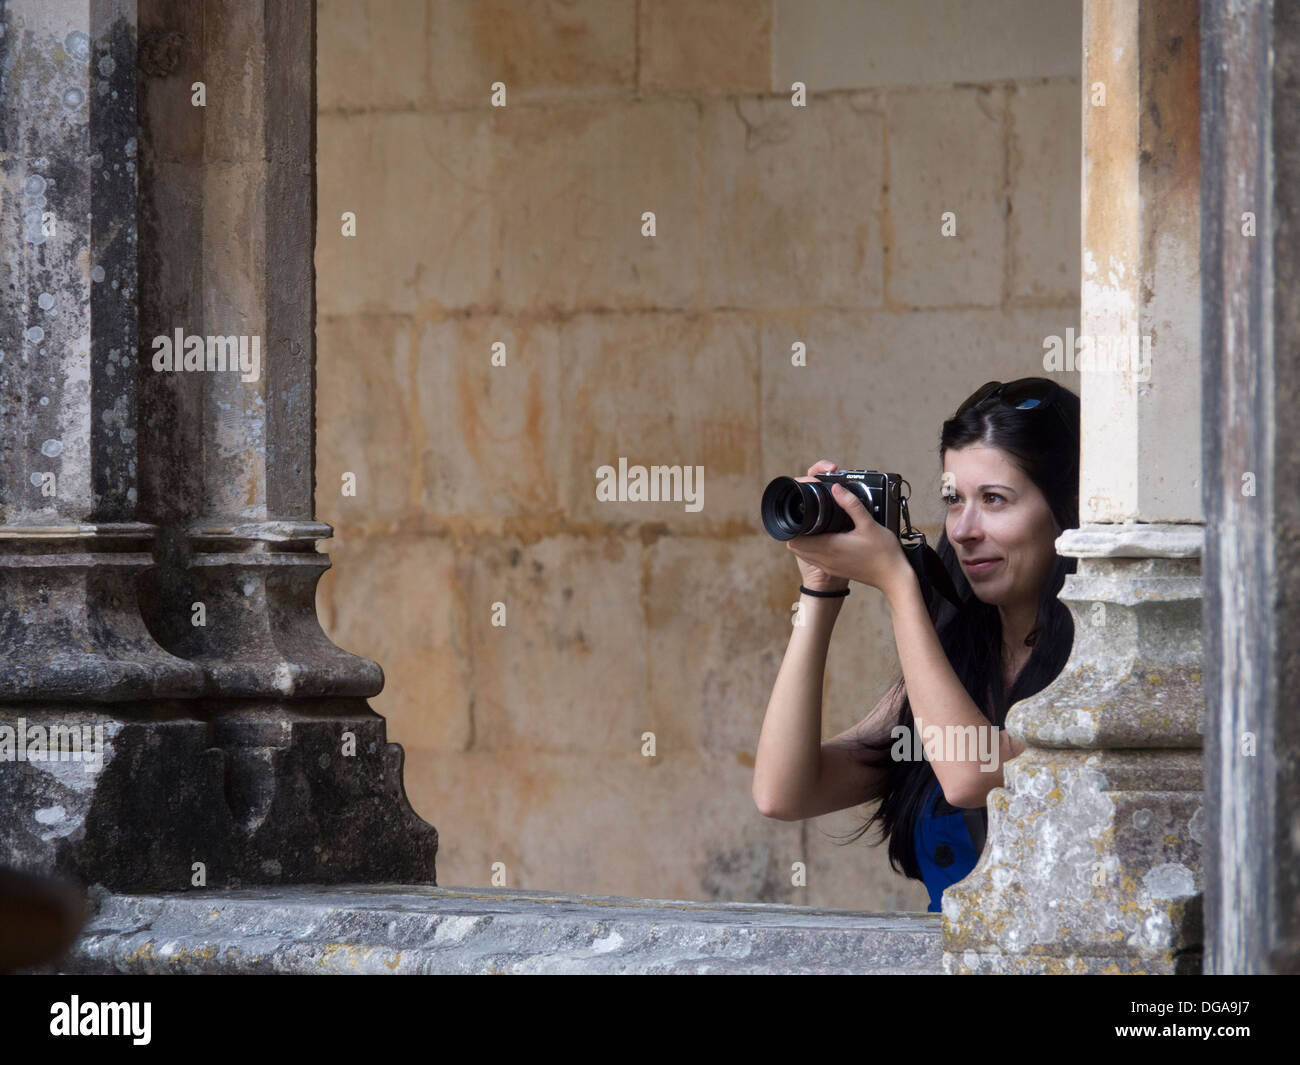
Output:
[913, 780, 988, 913]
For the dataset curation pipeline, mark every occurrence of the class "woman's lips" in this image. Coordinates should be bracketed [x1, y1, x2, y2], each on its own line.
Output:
[963, 558, 1001, 576]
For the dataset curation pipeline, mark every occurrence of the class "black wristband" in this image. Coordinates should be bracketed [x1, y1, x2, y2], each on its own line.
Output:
[800, 584, 849, 598]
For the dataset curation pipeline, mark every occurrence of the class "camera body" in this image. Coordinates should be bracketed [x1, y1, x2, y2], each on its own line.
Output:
[761, 469, 904, 541]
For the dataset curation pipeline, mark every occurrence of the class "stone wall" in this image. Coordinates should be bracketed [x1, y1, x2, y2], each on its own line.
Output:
[312, 0, 1083, 909]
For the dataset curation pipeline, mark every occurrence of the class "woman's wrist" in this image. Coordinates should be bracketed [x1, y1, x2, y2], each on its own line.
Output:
[881, 558, 921, 606]
[799, 582, 849, 599]
[799, 586, 847, 603]
[797, 587, 848, 619]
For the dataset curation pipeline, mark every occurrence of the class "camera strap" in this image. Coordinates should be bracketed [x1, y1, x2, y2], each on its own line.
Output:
[898, 495, 963, 613]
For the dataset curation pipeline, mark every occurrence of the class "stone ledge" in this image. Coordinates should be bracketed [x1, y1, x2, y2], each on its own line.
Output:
[1055, 523, 1204, 559]
[43, 884, 944, 975]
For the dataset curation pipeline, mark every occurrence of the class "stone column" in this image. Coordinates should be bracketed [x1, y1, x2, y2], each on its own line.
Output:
[1201, 1, 1300, 975]
[0, 0, 437, 891]
[943, 0, 1206, 973]
[131, 0, 437, 884]
[0, 0, 215, 886]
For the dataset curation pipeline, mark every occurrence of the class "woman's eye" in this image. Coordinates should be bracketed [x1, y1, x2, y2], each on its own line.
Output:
[941, 493, 958, 506]
[984, 493, 1004, 505]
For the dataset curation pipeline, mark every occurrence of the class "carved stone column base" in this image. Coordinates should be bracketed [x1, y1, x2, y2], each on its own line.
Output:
[942, 748, 1202, 973]
[0, 701, 436, 891]
[168, 522, 383, 699]
[942, 528, 1204, 974]
[0, 526, 204, 701]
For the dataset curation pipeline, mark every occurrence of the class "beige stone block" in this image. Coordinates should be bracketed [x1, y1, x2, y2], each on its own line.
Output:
[697, 93, 885, 309]
[430, 0, 637, 107]
[316, 313, 418, 525]
[402, 749, 811, 903]
[492, 99, 703, 311]
[772, 0, 1082, 90]
[318, 0, 430, 113]
[316, 111, 495, 316]
[1009, 79, 1081, 303]
[412, 316, 569, 521]
[466, 535, 649, 754]
[645, 536, 790, 755]
[400, 746, 922, 909]
[560, 312, 759, 525]
[759, 307, 1081, 532]
[639, 0, 771, 94]
[316, 533, 473, 752]
[887, 87, 1005, 308]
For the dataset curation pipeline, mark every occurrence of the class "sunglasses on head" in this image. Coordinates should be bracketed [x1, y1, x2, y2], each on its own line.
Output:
[955, 377, 1072, 425]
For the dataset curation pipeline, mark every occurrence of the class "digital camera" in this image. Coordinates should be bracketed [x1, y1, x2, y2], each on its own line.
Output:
[761, 469, 905, 541]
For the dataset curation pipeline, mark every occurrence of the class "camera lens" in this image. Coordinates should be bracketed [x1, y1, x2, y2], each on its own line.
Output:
[762, 476, 825, 540]
[782, 494, 805, 526]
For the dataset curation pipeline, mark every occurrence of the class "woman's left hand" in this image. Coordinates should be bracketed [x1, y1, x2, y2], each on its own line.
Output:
[785, 483, 914, 593]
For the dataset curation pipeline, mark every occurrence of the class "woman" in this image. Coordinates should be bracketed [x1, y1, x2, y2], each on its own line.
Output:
[752, 378, 1081, 913]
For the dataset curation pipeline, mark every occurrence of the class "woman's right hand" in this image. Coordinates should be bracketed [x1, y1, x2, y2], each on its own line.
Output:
[789, 460, 850, 594]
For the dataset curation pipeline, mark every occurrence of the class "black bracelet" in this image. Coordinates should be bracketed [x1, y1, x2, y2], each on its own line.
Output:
[800, 584, 849, 598]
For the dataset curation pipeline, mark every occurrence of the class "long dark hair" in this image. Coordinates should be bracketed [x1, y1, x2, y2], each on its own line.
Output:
[832, 380, 1081, 881]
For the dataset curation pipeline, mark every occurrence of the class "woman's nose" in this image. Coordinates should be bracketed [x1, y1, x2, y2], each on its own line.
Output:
[951, 509, 982, 540]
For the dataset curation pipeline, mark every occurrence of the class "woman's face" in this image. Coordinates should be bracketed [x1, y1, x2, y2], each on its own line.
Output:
[941, 444, 1060, 608]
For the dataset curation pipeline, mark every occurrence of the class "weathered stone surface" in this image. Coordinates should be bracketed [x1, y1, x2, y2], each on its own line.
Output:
[398, 749, 798, 903]
[771, 0, 1081, 90]
[1201, 0, 1300, 974]
[47, 884, 944, 974]
[697, 94, 885, 310]
[941, 747, 1202, 972]
[317, 534, 473, 752]
[0, 0, 203, 703]
[943, 546, 1204, 972]
[639, 0, 770, 94]
[315, 109, 496, 316]
[428, 0, 637, 107]
[315, 313, 419, 527]
[1079, 0, 1202, 524]
[1009, 79, 1082, 304]
[0, 527, 201, 701]
[646, 535, 793, 754]
[1012, 550, 1204, 748]
[463, 534, 648, 754]
[0, 705, 436, 891]
[317, 0, 430, 113]
[559, 311, 757, 523]
[2, 0, 439, 894]
[410, 314, 569, 523]
[493, 99, 704, 311]
[887, 87, 1005, 308]
[160, 521, 383, 699]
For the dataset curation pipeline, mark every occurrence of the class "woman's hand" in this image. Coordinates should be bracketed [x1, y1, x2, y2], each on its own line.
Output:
[787, 462, 850, 594]
[785, 468, 914, 594]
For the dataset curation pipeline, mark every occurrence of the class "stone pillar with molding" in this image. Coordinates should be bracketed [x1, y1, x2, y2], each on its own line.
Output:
[942, 0, 1205, 973]
[1201, 0, 1300, 976]
[0, 0, 437, 891]
[0, 0, 214, 888]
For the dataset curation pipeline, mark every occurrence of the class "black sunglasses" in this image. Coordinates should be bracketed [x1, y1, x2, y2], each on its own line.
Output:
[955, 378, 1073, 427]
